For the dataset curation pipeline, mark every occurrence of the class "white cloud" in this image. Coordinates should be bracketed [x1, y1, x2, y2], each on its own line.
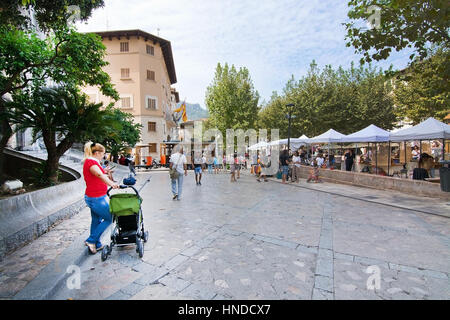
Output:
[76, 0, 412, 108]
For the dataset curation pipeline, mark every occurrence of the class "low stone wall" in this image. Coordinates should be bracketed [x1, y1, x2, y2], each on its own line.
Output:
[0, 149, 130, 260]
[0, 175, 85, 260]
[3, 148, 79, 182]
[296, 165, 450, 200]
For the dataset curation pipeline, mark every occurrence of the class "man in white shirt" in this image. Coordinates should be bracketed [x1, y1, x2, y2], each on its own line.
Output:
[201, 154, 207, 172]
[292, 151, 301, 183]
[169, 147, 187, 200]
[315, 154, 324, 168]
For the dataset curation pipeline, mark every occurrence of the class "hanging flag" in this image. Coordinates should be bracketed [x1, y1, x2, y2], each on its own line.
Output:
[173, 100, 188, 122]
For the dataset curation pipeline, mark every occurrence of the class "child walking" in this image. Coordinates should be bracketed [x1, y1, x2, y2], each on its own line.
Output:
[230, 154, 237, 182]
[307, 160, 322, 183]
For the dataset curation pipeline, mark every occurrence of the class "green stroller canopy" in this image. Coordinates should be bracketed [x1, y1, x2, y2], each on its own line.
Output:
[109, 193, 142, 216]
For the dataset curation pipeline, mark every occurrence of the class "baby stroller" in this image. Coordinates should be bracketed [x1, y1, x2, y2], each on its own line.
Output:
[101, 178, 150, 261]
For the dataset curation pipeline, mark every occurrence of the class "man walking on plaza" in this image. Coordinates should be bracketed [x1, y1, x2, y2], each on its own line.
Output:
[279, 149, 290, 184]
[170, 147, 187, 200]
[192, 151, 203, 185]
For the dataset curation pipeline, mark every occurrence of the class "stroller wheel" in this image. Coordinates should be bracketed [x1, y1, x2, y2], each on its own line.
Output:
[143, 231, 149, 243]
[137, 239, 144, 258]
[101, 246, 109, 261]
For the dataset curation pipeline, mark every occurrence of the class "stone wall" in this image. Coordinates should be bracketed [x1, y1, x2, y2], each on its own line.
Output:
[296, 165, 450, 200]
[0, 149, 130, 260]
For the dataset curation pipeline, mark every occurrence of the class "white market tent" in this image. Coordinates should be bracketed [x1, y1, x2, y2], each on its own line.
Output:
[341, 124, 390, 143]
[297, 134, 310, 142]
[308, 129, 347, 143]
[389, 117, 450, 141]
[291, 135, 310, 150]
[268, 138, 288, 146]
[269, 138, 305, 146]
[340, 124, 391, 174]
[248, 141, 270, 150]
[389, 117, 450, 172]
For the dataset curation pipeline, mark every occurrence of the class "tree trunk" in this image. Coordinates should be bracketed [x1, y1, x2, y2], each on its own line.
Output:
[42, 130, 59, 185]
[0, 100, 13, 184]
[45, 148, 60, 185]
[45, 136, 74, 185]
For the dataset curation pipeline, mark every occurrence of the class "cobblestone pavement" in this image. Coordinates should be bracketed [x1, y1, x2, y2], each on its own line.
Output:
[2, 169, 449, 300]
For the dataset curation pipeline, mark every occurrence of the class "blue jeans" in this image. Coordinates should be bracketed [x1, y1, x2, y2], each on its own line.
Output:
[194, 166, 202, 175]
[282, 165, 289, 176]
[171, 174, 184, 199]
[208, 164, 213, 174]
[85, 195, 112, 249]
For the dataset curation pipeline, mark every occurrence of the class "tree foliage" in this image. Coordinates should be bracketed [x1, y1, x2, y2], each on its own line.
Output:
[6, 86, 118, 184]
[258, 61, 397, 137]
[205, 63, 260, 140]
[393, 47, 450, 124]
[102, 107, 142, 161]
[0, 0, 104, 32]
[0, 26, 118, 99]
[344, 0, 450, 64]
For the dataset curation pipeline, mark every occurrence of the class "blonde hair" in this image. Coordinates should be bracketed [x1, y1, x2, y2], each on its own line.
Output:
[83, 141, 106, 160]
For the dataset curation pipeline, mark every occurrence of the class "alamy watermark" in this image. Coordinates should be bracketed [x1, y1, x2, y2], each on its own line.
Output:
[365, 265, 381, 290]
[366, 5, 381, 30]
[66, 264, 81, 290]
[172, 121, 281, 175]
[66, 5, 81, 25]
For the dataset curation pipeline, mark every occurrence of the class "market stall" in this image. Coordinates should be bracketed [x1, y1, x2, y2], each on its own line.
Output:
[389, 117, 450, 185]
[340, 124, 391, 175]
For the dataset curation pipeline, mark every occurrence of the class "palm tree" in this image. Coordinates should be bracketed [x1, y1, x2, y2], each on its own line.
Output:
[7, 85, 119, 185]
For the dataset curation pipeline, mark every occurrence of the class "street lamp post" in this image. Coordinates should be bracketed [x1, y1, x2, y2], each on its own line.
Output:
[285, 103, 296, 152]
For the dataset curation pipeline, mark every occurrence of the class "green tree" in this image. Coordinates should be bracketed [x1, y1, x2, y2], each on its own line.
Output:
[102, 107, 143, 162]
[0, 26, 118, 182]
[344, 0, 450, 64]
[205, 63, 260, 142]
[393, 47, 450, 124]
[258, 61, 397, 137]
[7, 86, 119, 185]
[0, 0, 105, 32]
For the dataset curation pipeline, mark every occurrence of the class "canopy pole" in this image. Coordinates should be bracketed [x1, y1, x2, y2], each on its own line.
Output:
[388, 141, 391, 176]
[420, 140, 422, 161]
[404, 141, 407, 169]
[375, 142, 378, 175]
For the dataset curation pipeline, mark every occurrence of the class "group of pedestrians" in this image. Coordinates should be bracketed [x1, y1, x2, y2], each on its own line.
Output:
[80, 141, 333, 256]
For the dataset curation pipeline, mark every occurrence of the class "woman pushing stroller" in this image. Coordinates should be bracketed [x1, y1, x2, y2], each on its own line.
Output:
[82, 141, 119, 254]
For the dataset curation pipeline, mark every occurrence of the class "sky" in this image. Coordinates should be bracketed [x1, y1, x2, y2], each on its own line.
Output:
[76, 0, 412, 109]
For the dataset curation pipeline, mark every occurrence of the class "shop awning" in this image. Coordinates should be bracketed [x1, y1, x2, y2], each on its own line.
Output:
[341, 124, 390, 143]
[308, 129, 346, 143]
[389, 117, 450, 141]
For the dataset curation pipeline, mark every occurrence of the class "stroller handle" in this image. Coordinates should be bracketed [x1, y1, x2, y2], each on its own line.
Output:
[107, 184, 138, 198]
[106, 177, 151, 198]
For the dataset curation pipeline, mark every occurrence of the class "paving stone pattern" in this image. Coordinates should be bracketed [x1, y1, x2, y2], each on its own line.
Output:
[3, 168, 450, 300]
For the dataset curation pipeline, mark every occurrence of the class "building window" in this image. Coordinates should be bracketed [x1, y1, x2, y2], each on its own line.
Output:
[147, 70, 155, 81]
[148, 122, 156, 132]
[146, 96, 157, 110]
[119, 94, 133, 109]
[120, 97, 131, 108]
[146, 45, 154, 55]
[121, 68, 130, 79]
[120, 42, 129, 52]
[149, 143, 157, 153]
